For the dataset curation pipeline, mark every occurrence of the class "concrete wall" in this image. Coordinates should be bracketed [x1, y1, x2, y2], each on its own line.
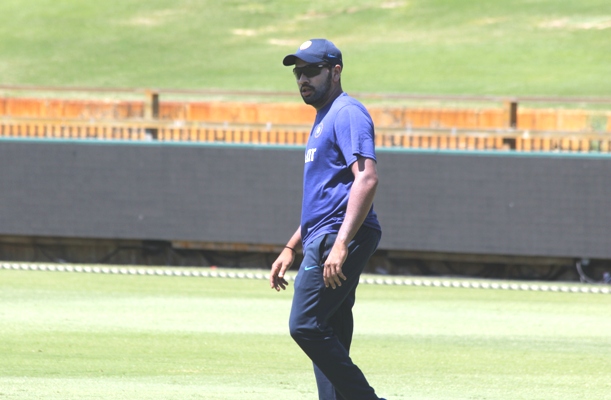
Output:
[1, 139, 610, 260]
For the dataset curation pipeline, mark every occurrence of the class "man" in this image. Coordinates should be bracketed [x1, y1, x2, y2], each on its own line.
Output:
[269, 39, 385, 400]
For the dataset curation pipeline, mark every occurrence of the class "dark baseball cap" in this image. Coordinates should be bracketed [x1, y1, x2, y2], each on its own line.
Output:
[283, 39, 343, 67]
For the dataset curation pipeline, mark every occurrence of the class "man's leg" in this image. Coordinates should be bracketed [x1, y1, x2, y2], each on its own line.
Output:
[289, 227, 381, 400]
[313, 290, 356, 400]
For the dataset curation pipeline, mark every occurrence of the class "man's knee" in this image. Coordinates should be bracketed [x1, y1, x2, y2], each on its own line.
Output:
[289, 317, 326, 343]
[289, 324, 305, 343]
[289, 318, 310, 342]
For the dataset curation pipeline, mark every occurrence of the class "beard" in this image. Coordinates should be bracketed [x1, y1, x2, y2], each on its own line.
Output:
[300, 72, 332, 108]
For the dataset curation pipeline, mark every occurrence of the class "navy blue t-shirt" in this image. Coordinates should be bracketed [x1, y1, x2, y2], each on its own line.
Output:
[301, 92, 382, 247]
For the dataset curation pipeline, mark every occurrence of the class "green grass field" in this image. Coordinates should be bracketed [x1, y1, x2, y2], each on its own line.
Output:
[0, 0, 610, 97]
[1, 267, 610, 399]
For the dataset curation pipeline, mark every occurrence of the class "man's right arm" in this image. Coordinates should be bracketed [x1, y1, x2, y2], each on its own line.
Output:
[269, 226, 302, 291]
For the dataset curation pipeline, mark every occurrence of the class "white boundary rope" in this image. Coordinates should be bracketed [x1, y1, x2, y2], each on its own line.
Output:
[1, 261, 610, 295]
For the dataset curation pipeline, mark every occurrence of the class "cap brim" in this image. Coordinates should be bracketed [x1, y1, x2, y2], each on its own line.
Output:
[282, 53, 325, 66]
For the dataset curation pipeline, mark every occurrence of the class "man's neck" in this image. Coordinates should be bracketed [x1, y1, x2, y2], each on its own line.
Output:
[313, 86, 343, 111]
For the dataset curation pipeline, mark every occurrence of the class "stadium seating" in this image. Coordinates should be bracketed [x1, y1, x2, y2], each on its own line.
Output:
[0, 93, 610, 152]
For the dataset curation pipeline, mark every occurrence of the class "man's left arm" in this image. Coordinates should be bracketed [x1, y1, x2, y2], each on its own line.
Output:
[323, 156, 378, 289]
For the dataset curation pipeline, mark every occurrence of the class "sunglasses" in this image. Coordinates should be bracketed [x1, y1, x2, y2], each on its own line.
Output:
[293, 63, 330, 79]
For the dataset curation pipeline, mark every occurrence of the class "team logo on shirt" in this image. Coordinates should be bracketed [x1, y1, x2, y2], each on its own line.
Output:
[314, 122, 323, 138]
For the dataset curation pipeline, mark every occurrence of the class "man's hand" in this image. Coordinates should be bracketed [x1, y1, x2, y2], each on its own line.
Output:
[323, 241, 348, 289]
[270, 248, 295, 291]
